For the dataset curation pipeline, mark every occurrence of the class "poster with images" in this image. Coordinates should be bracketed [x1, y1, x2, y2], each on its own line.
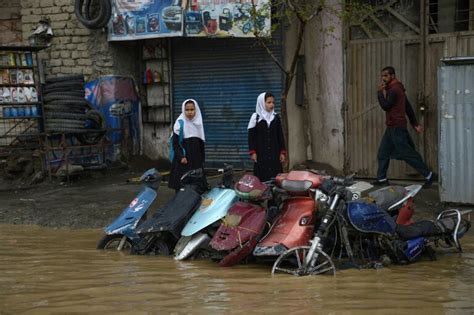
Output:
[108, 0, 184, 41]
[17, 87, 26, 103]
[10, 87, 17, 103]
[2, 87, 12, 103]
[23, 70, 34, 85]
[10, 71, 17, 85]
[185, 0, 271, 38]
[16, 70, 24, 84]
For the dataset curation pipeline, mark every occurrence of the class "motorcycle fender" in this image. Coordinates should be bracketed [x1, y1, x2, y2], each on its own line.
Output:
[181, 188, 238, 236]
[105, 186, 157, 235]
[257, 197, 315, 251]
[174, 232, 210, 261]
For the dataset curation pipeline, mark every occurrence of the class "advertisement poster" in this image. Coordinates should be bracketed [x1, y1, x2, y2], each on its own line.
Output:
[108, 0, 271, 40]
[109, 0, 184, 41]
[185, 0, 270, 37]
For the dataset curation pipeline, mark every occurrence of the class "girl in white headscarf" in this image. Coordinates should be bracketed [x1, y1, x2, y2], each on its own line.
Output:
[168, 99, 206, 190]
[247, 92, 286, 182]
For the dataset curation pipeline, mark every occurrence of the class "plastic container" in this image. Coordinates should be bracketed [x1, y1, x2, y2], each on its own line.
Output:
[31, 105, 38, 116]
[3, 107, 11, 117]
[24, 106, 32, 116]
[17, 106, 25, 116]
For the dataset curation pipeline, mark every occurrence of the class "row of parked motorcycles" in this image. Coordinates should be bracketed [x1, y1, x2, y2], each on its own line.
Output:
[97, 166, 472, 276]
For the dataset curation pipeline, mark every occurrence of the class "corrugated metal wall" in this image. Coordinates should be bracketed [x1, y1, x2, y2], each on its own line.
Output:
[171, 37, 283, 168]
[346, 33, 474, 179]
[438, 63, 474, 203]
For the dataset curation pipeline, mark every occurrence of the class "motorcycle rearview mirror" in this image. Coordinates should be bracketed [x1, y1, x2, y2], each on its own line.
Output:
[140, 168, 160, 182]
[387, 184, 422, 211]
[180, 168, 203, 182]
[220, 164, 234, 189]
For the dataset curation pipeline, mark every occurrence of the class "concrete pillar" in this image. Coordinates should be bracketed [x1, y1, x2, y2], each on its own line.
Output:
[304, 0, 345, 172]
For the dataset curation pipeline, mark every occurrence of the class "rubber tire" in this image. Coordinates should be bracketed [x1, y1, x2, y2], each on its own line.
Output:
[75, 129, 105, 145]
[44, 93, 85, 103]
[75, 0, 112, 29]
[97, 234, 133, 252]
[44, 112, 88, 120]
[148, 238, 170, 255]
[44, 119, 85, 126]
[44, 82, 84, 91]
[44, 127, 89, 134]
[43, 88, 85, 95]
[43, 88, 84, 96]
[45, 75, 84, 84]
[46, 99, 89, 106]
[131, 237, 170, 255]
[44, 105, 86, 113]
[85, 109, 106, 128]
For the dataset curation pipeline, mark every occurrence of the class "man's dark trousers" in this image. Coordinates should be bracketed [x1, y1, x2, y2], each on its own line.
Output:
[377, 127, 430, 180]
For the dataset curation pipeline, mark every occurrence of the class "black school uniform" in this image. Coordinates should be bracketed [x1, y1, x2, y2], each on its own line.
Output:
[248, 114, 286, 182]
[168, 134, 205, 190]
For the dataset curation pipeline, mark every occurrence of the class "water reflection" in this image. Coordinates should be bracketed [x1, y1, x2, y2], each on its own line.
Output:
[0, 224, 473, 313]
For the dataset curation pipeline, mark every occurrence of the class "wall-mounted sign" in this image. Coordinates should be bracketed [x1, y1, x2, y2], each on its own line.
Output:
[109, 0, 184, 41]
[184, 0, 270, 37]
[108, 0, 270, 41]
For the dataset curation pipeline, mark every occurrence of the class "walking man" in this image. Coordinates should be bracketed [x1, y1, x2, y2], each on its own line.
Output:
[372, 66, 435, 188]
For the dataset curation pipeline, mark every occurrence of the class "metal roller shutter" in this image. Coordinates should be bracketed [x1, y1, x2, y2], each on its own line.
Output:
[171, 37, 283, 168]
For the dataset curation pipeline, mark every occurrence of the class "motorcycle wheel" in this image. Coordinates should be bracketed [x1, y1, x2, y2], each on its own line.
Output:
[147, 238, 170, 255]
[271, 246, 336, 276]
[97, 234, 132, 252]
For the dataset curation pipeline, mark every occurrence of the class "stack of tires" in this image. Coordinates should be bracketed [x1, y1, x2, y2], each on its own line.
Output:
[42, 75, 105, 144]
[43, 75, 88, 134]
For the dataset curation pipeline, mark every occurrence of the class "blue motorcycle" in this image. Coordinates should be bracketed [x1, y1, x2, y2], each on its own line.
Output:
[271, 175, 472, 276]
[174, 164, 239, 260]
[97, 168, 161, 252]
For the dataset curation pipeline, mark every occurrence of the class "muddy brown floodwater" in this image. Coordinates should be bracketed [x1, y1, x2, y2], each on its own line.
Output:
[1, 224, 473, 314]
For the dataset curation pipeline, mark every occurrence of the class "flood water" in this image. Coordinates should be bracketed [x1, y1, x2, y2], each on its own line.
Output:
[1, 225, 473, 314]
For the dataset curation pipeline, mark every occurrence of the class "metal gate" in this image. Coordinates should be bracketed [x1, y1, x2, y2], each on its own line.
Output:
[438, 60, 474, 203]
[345, 0, 474, 179]
[171, 37, 283, 168]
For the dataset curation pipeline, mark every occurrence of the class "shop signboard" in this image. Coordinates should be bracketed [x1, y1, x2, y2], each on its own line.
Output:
[109, 0, 184, 41]
[108, 0, 270, 40]
[184, 0, 270, 37]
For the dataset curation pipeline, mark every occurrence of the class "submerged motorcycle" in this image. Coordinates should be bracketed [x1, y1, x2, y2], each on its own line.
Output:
[254, 170, 395, 262]
[272, 175, 472, 276]
[97, 168, 161, 252]
[209, 174, 274, 266]
[253, 170, 328, 260]
[174, 165, 238, 260]
[132, 168, 208, 255]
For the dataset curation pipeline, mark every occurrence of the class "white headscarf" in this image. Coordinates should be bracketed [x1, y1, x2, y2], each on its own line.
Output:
[247, 92, 276, 129]
[174, 99, 205, 141]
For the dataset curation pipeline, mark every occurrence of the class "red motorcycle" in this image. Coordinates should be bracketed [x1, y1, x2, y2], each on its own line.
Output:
[209, 174, 272, 267]
[253, 170, 323, 259]
[254, 170, 419, 262]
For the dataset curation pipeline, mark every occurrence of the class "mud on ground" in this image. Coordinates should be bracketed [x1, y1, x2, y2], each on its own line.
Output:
[0, 157, 448, 229]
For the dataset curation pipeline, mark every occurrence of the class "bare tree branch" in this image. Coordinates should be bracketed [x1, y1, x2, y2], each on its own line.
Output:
[256, 37, 288, 74]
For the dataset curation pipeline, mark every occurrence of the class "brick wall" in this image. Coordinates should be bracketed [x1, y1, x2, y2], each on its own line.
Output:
[0, 1, 22, 44]
[20, 0, 140, 81]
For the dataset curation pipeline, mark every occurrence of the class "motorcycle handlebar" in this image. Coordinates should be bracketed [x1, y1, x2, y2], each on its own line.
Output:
[272, 186, 286, 195]
[319, 173, 356, 196]
[330, 173, 356, 186]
